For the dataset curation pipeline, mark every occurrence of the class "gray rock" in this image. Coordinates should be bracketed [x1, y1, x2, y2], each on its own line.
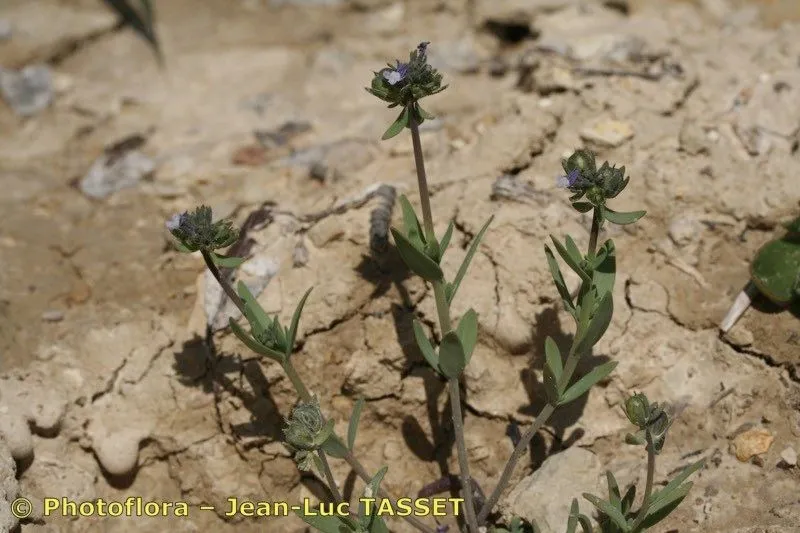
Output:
[41, 310, 65, 323]
[505, 447, 604, 532]
[0, 65, 53, 117]
[428, 37, 482, 74]
[79, 149, 155, 199]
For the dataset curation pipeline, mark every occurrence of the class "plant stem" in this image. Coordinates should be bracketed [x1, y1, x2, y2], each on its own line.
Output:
[588, 208, 601, 257]
[409, 109, 435, 239]
[317, 450, 344, 502]
[202, 250, 248, 316]
[201, 265, 434, 531]
[477, 207, 605, 525]
[629, 433, 657, 531]
[410, 111, 480, 533]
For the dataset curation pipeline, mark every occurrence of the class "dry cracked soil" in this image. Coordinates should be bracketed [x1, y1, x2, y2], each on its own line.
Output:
[1, 0, 799, 532]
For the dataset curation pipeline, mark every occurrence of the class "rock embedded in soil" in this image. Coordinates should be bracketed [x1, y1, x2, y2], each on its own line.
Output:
[0, 64, 53, 117]
[91, 428, 145, 476]
[732, 427, 775, 462]
[579, 118, 635, 148]
[504, 447, 604, 532]
[779, 446, 797, 467]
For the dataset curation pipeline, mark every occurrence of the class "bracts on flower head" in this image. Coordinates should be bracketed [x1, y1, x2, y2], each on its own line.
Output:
[164, 205, 239, 253]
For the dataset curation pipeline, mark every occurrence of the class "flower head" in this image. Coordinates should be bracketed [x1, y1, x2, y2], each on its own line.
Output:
[165, 205, 239, 253]
[367, 41, 446, 107]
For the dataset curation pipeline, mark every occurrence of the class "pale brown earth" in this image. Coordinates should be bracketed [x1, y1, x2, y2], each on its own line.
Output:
[1, 1, 799, 532]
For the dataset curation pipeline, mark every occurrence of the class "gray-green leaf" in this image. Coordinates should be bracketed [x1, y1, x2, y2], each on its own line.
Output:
[348, 397, 365, 451]
[287, 287, 313, 357]
[438, 330, 467, 378]
[228, 318, 285, 363]
[545, 245, 577, 318]
[294, 511, 350, 533]
[604, 209, 646, 225]
[456, 309, 479, 365]
[583, 493, 630, 532]
[382, 106, 410, 140]
[210, 252, 246, 268]
[574, 292, 614, 355]
[558, 361, 618, 406]
[412, 320, 440, 372]
[391, 228, 444, 282]
[551, 235, 591, 282]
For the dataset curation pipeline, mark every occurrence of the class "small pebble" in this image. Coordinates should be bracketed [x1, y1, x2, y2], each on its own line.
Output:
[0, 64, 54, 117]
[41, 310, 64, 322]
[731, 427, 774, 462]
[780, 446, 797, 467]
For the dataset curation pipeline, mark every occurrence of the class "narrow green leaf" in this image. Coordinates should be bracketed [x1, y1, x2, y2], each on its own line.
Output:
[604, 209, 646, 225]
[398, 195, 425, 248]
[448, 215, 494, 306]
[648, 459, 704, 510]
[565, 235, 584, 266]
[237, 281, 271, 331]
[210, 252, 246, 268]
[639, 482, 693, 529]
[382, 106, 410, 140]
[287, 287, 313, 356]
[593, 240, 616, 299]
[625, 431, 647, 446]
[558, 361, 618, 406]
[360, 466, 389, 529]
[311, 452, 325, 478]
[606, 471, 622, 509]
[272, 315, 288, 352]
[412, 320, 440, 372]
[621, 484, 637, 515]
[543, 363, 561, 405]
[551, 235, 591, 283]
[438, 331, 467, 378]
[544, 336, 563, 382]
[583, 493, 630, 532]
[348, 397, 365, 451]
[572, 202, 594, 213]
[566, 499, 580, 533]
[456, 309, 478, 365]
[321, 434, 350, 459]
[544, 245, 577, 317]
[228, 318, 285, 363]
[391, 228, 444, 282]
[575, 292, 614, 355]
[171, 239, 193, 253]
[440, 221, 455, 256]
[574, 288, 598, 345]
[576, 515, 593, 533]
[416, 103, 435, 120]
[294, 510, 348, 533]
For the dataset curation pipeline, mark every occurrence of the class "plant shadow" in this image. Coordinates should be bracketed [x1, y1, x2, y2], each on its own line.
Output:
[517, 305, 612, 470]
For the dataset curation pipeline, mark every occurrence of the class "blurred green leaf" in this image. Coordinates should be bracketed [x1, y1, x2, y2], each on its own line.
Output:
[440, 221, 455, 256]
[558, 361, 617, 405]
[412, 320, 440, 372]
[575, 292, 614, 355]
[348, 397, 365, 451]
[604, 209, 646, 225]
[583, 493, 629, 532]
[102, 0, 162, 64]
[438, 331, 467, 378]
[398, 195, 425, 249]
[545, 245, 577, 318]
[456, 308, 478, 365]
[592, 239, 616, 300]
[382, 106, 409, 140]
[551, 235, 591, 283]
[228, 318, 285, 363]
[287, 287, 313, 356]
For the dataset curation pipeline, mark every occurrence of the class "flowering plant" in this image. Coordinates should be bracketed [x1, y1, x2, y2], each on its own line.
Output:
[166, 42, 702, 533]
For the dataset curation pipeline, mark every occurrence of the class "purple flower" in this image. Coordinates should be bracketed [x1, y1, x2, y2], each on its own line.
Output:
[165, 213, 183, 231]
[435, 525, 449, 533]
[557, 169, 582, 188]
[383, 60, 410, 86]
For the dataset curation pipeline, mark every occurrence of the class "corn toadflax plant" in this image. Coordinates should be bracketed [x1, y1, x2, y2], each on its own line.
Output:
[165, 42, 703, 533]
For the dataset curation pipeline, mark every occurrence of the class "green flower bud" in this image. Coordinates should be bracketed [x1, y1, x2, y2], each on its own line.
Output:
[562, 149, 597, 177]
[624, 392, 650, 428]
[597, 162, 629, 199]
[283, 398, 326, 451]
